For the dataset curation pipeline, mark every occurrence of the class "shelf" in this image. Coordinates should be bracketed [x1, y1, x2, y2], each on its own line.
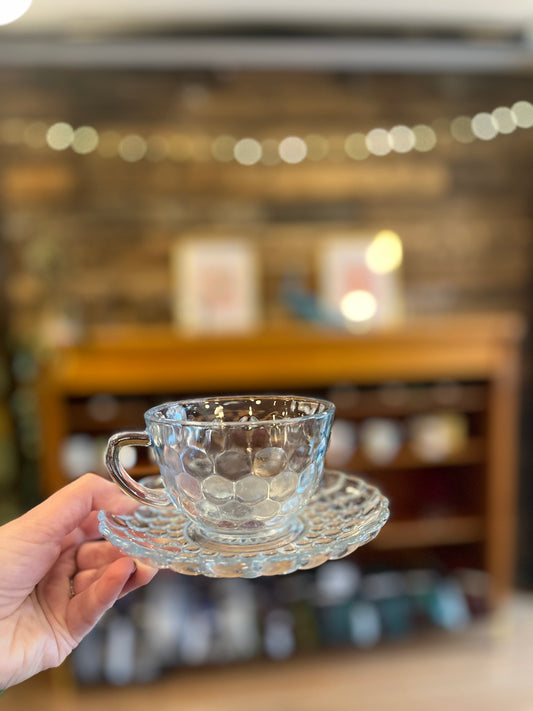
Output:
[40, 314, 525, 396]
[346, 438, 486, 472]
[37, 314, 524, 603]
[332, 383, 488, 419]
[372, 515, 485, 550]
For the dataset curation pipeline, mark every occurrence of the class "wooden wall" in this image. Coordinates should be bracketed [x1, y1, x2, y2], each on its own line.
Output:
[1, 69, 533, 341]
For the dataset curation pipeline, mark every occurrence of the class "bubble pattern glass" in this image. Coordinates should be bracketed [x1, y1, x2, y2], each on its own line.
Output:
[145, 396, 334, 545]
[98, 471, 390, 578]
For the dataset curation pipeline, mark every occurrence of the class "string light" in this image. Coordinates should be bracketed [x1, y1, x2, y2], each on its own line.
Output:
[389, 125, 416, 154]
[412, 124, 437, 152]
[450, 116, 475, 144]
[46, 122, 74, 151]
[233, 137, 262, 165]
[492, 107, 516, 135]
[118, 134, 147, 162]
[1, 99, 532, 166]
[72, 126, 99, 154]
[279, 136, 307, 164]
[365, 128, 392, 157]
[512, 101, 533, 128]
[344, 132, 369, 160]
[471, 112, 498, 141]
[210, 135, 236, 163]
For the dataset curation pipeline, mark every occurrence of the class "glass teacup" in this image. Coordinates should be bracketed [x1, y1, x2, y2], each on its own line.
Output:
[105, 395, 335, 549]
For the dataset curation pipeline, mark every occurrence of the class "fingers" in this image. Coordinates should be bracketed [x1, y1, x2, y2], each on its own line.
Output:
[71, 560, 131, 596]
[73, 537, 158, 600]
[17, 474, 139, 545]
[72, 557, 157, 598]
[68, 557, 157, 641]
[60, 511, 112, 551]
[118, 561, 157, 597]
[76, 540, 125, 571]
[67, 557, 138, 641]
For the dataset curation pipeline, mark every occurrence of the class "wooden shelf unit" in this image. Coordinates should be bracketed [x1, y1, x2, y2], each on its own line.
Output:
[37, 313, 525, 602]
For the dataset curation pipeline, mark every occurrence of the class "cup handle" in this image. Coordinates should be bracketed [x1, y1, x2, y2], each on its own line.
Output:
[105, 431, 172, 508]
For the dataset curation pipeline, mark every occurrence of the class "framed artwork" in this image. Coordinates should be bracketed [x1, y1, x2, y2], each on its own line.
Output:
[172, 237, 260, 334]
[317, 232, 404, 330]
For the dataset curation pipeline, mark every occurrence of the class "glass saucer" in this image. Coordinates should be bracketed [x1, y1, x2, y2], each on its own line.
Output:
[98, 470, 389, 578]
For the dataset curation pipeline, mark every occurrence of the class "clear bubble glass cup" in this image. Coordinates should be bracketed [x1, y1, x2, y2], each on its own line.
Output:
[105, 395, 335, 550]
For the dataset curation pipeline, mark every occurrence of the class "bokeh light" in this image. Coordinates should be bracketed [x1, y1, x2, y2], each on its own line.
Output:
[72, 126, 99, 154]
[450, 116, 475, 144]
[23, 121, 47, 149]
[471, 112, 498, 141]
[4, 98, 533, 166]
[365, 128, 391, 157]
[389, 125, 415, 154]
[344, 132, 369, 160]
[211, 135, 236, 163]
[366, 231, 403, 274]
[234, 137, 262, 165]
[492, 107, 517, 135]
[118, 134, 147, 162]
[279, 136, 307, 164]
[46, 122, 74, 151]
[511, 101, 533, 129]
[340, 290, 378, 323]
[412, 124, 437, 152]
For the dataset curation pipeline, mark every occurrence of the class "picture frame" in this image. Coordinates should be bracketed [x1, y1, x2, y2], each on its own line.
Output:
[317, 233, 404, 330]
[171, 236, 260, 334]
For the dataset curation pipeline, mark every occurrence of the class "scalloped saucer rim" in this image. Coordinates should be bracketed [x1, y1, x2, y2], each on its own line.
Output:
[98, 469, 389, 578]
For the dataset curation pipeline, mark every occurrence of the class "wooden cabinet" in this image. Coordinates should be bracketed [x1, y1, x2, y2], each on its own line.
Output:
[37, 313, 525, 603]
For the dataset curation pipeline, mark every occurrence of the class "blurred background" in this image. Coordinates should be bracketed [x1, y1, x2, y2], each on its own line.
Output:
[3, 1, 533, 709]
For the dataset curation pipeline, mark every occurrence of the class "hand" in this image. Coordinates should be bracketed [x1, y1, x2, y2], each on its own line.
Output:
[0, 473, 157, 689]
